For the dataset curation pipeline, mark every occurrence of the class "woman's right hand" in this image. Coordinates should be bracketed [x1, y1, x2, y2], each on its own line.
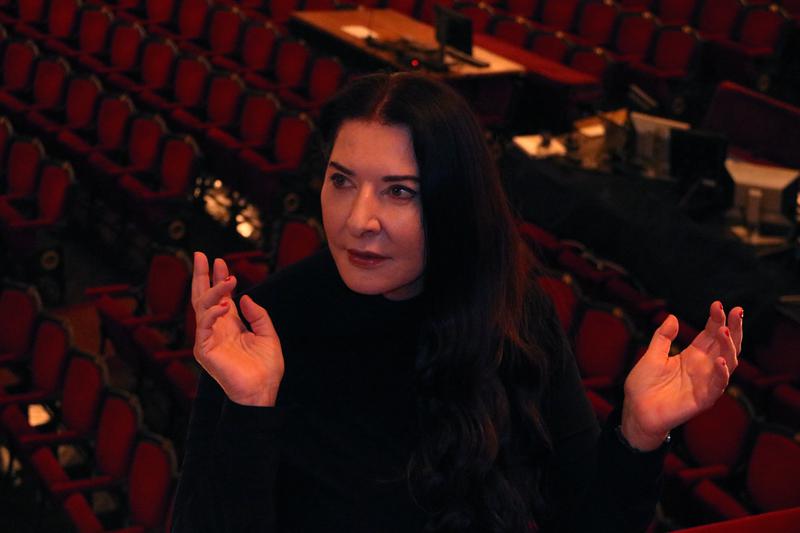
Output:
[191, 251, 284, 406]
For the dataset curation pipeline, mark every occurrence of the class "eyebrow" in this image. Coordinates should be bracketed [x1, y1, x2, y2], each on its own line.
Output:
[328, 160, 420, 183]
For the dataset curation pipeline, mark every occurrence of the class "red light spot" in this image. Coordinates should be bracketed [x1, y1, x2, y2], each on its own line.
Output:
[411, 58, 420, 67]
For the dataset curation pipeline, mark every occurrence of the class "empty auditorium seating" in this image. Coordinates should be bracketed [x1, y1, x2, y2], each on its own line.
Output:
[278, 55, 346, 117]
[62, 433, 177, 533]
[694, 0, 745, 42]
[171, 71, 245, 137]
[87, 250, 191, 365]
[689, 427, 800, 522]
[138, 53, 212, 113]
[571, 0, 619, 46]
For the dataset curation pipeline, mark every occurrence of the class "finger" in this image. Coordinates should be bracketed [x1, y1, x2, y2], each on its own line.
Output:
[191, 251, 211, 305]
[198, 275, 238, 312]
[196, 301, 230, 340]
[212, 257, 230, 286]
[702, 301, 726, 337]
[240, 295, 278, 338]
[707, 357, 731, 405]
[644, 314, 678, 360]
[716, 326, 738, 371]
[727, 306, 744, 356]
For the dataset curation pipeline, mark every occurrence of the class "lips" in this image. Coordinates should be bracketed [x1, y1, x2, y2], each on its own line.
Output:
[347, 249, 389, 267]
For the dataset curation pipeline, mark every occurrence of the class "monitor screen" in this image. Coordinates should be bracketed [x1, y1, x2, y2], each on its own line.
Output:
[434, 4, 472, 55]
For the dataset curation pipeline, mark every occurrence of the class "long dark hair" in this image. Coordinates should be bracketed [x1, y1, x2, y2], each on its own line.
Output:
[320, 72, 555, 532]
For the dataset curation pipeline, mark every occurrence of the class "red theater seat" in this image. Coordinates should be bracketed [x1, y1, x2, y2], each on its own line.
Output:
[695, 0, 745, 42]
[488, 15, 535, 47]
[210, 19, 281, 75]
[572, 0, 619, 46]
[139, 53, 211, 113]
[505, 0, 539, 18]
[0, 137, 46, 197]
[608, 10, 659, 63]
[0, 281, 41, 366]
[572, 304, 633, 390]
[278, 55, 346, 118]
[690, 428, 800, 522]
[171, 71, 245, 137]
[43, 4, 115, 59]
[651, 0, 698, 24]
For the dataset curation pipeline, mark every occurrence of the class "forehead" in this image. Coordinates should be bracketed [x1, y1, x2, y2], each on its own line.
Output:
[329, 120, 418, 176]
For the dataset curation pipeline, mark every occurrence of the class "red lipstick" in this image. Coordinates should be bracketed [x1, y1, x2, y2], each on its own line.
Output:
[347, 249, 388, 268]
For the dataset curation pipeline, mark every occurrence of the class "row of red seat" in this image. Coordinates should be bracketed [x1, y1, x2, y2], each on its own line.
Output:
[0, 281, 177, 531]
[518, 220, 800, 527]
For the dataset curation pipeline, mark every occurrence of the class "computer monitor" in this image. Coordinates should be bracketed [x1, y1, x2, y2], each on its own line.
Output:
[670, 128, 733, 212]
[434, 4, 472, 56]
[630, 112, 690, 176]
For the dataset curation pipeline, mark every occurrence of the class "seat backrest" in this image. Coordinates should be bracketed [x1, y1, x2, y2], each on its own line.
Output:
[125, 113, 168, 171]
[648, 26, 697, 70]
[567, 46, 610, 78]
[92, 93, 136, 149]
[30, 317, 71, 394]
[176, 0, 210, 40]
[302, 0, 337, 9]
[4, 137, 45, 196]
[573, 306, 631, 380]
[652, 0, 697, 24]
[528, 30, 572, 62]
[536, 274, 580, 332]
[207, 5, 243, 56]
[77, 5, 114, 56]
[307, 56, 344, 103]
[108, 21, 145, 71]
[64, 74, 103, 130]
[172, 54, 211, 108]
[204, 73, 244, 127]
[60, 353, 107, 435]
[575, 0, 618, 46]
[489, 15, 532, 47]
[274, 39, 311, 90]
[538, 0, 579, 29]
[275, 219, 323, 270]
[31, 56, 71, 110]
[747, 429, 800, 512]
[95, 389, 141, 479]
[272, 113, 313, 166]
[238, 91, 280, 147]
[695, 0, 743, 37]
[139, 37, 178, 91]
[736, 4, 787, 48]
[127, 435, 177, 529]
[0, 283, 41, 358]
[17, 0, 47, 24]
[145, 252, 191, 317]
[157, 134, 199, 194]
[269, 0, 302, 24]
[240, 20, 280, 73]
[47, 0, 81, 39]
[683, 387, 754, 468]
[611, 11, 657, 57]
[145, 0, 177, 25]
[506, 0, 539, 17]
[35, 159, 73, 221]
[1, 39, 39, 93]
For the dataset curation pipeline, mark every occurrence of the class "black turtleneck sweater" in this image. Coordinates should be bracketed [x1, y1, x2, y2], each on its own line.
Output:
[171, 249, 666, 533]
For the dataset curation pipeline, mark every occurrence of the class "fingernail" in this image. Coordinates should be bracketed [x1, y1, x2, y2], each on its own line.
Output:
[739, 310, 744, 320]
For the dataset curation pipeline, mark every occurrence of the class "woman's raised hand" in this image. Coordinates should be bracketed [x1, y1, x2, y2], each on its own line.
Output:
[620, 301, 743, 451]
[191, 252, 284, 407]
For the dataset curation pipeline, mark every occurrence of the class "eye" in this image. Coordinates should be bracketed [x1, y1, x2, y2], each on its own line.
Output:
[329, 172, 349, 188]
[387, 184, 417, 200]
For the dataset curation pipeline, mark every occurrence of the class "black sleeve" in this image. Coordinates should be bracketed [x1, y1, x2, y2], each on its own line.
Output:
[543, 328, 667, 533]
[171, 370, 284, 533]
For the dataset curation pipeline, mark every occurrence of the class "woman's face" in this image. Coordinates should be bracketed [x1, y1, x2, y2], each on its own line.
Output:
[321, 119, 425, 301]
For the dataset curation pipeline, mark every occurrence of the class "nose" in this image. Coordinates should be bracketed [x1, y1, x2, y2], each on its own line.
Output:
[346, 186, 381, 237]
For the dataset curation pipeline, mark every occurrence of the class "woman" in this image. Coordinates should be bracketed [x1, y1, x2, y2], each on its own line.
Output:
[173, 72, 743, 532]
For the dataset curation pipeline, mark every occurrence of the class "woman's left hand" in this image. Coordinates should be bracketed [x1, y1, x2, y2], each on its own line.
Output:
[620, 301, 743, 451]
